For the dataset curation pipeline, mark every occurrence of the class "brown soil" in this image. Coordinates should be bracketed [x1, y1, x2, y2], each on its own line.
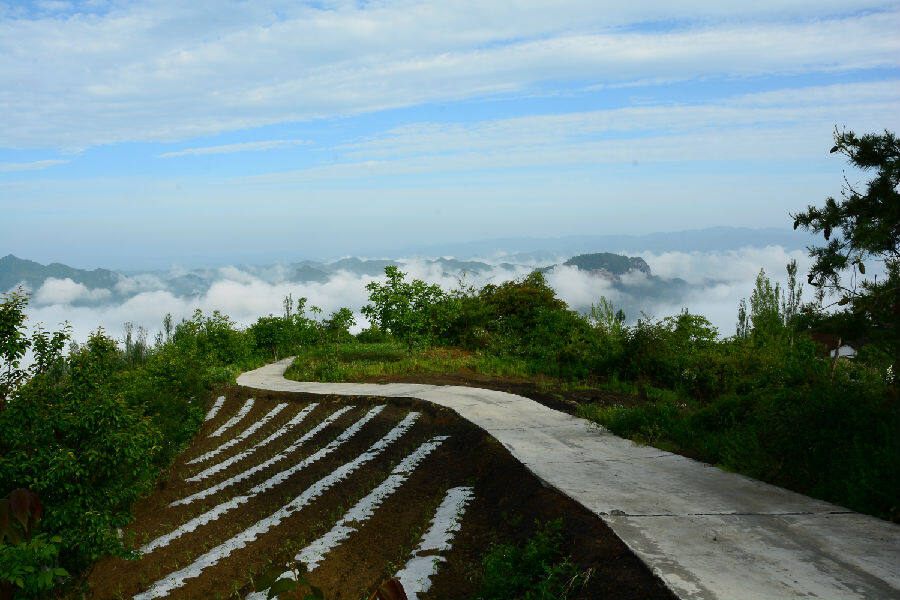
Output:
[83, 385, 673, 600]
[354, 371, 646, 416]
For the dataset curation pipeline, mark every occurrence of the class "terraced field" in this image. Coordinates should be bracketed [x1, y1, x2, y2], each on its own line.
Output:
[85, 387, 672, 600]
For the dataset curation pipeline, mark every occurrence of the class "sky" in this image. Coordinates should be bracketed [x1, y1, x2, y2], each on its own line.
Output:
[1, 0, 899, 269]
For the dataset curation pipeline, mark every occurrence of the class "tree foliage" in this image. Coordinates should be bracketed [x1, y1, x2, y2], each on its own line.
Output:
[362, 266, 451, 350]
[792, 128, 900, 382]
[0, 290, 31, 409]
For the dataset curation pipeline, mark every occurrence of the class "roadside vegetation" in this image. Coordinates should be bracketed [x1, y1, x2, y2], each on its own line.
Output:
[0, 128, 896, 597]
[477, 520, 591, 600]
[283, 262, 898, 522]
[284, 129, 900, 524]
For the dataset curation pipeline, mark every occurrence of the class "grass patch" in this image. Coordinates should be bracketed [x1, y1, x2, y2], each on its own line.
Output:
[284, 343, 639, 401]
[579, 381, 900, 522]
[476, 519, 591, 600]
[284, 343, 533, 382]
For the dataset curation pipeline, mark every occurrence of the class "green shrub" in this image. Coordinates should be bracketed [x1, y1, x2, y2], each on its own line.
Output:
[582, 368, 900, 521]
[0, 535, 67, 598]
[477, 520, 589, 600]
[0, 297, 266, 595]
[0, 331, 170, 571]
[362, 266, 455, 350]
[311, 357, 350, 382]
[354, 327, 392, 344]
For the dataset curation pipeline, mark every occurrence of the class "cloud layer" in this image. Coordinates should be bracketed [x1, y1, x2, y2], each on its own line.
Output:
[1, 2, 897, 148]
[20, 247, 822, 347]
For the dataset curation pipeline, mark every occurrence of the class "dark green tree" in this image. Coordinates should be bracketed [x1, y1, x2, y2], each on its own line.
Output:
[362, 266, 450, 351]
[792, 128, 900, 387]
[0, 289, 30, 408]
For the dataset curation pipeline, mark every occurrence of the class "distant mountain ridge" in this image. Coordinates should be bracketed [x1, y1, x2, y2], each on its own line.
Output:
[2, 251, 698, 319]
[283, 256, 517, 283]
[564, 253, 650, 279]
[539, 252, 651, 281]
[0, 254, 120, 293]
[536, 252, 703, 317]
[381, 226, 815, 259]
[0, 254, 523, 300]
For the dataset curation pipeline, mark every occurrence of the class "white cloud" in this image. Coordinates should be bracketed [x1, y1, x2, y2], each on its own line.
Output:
[18, 246, 887, 346]
[216, 266, 259, 285]
[20, 258, 531, 344]
[641, 247, 811, 285]
[0, 159, 69, 172]
[34, 277, 112, 305]
[114, 273, 166, 294]
[155, 139, 306, 158]
[239, 80, 900, 182]
[545, 265, 616, 308]
[0, 3, 897, 148]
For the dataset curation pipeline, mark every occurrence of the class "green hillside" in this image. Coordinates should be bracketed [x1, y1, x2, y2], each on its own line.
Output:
[0, 254, 120, 292]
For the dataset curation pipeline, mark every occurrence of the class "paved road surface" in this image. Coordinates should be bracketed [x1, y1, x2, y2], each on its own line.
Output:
[238, 358, 900, 600]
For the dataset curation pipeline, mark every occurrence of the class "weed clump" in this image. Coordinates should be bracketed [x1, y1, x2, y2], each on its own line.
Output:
[477, 520, 591, 600]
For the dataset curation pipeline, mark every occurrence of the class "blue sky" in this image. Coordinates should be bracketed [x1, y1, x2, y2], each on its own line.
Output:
[1, 0, 899, 268]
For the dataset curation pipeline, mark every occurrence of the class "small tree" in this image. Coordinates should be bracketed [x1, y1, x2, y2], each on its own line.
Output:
[283, 294, 294, 320]
[30, 323, 70, 377]
[250, 316, 292, 361]
[0, 288, 30, 409]
[792, 128, 900, 386]
[736, 298, 749, 339]
[1, 289, 72, 411]
[362, 266, 448, 351]
[323, 308, 356, 344]
[749, 268, 783, 339]
[782, 259, 803, 343]
[163, 313, 173, 342]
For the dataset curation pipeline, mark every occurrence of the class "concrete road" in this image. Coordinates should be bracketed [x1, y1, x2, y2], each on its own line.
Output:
[238, 358, 900, 599]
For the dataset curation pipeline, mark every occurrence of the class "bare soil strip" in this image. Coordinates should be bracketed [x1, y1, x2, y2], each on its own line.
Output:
[209, 396, 255, 437]
[134, 412, 421, 598]
[187, 402, 319, 482]
[189, 402, 288, 464]
[172, 405, 357, 507]
[83, 386, 674, 600]
[144, 406, 389, 553]
[394, 486, 474, 599]
[248, 436, 449, 599]
[203, 395, 226, 421]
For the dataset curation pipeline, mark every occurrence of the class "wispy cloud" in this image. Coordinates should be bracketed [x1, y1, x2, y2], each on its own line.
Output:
[0, 159, 69, 172]
[156, 139, 307, 158]
[0, 3, 897, 148]
[240, 80, 900, 183]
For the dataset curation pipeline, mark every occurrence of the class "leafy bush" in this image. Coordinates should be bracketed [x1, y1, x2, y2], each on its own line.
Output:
[477, 520, 589, 600]
[362, 266, 454, 350]
[0, 294, 283, 596]
[584, 365, 900, 521]
[355, 327, 393, 344]
[0, 535, 67, 598]
[176, 309, 253, 367]
[1, 331, 171, 572]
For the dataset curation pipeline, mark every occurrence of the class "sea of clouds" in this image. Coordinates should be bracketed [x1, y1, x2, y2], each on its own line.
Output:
[19, 246, 817, 347]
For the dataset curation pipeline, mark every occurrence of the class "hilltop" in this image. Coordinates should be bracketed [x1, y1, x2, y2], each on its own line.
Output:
[539, 252, 652, 284]
[0, 254, 120, 293]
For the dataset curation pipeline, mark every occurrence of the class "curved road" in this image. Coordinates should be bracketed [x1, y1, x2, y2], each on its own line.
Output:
[238, 358, 900, 600]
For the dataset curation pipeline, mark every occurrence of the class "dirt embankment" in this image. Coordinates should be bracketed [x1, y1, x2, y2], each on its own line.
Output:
[83, 385, 672, 600]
